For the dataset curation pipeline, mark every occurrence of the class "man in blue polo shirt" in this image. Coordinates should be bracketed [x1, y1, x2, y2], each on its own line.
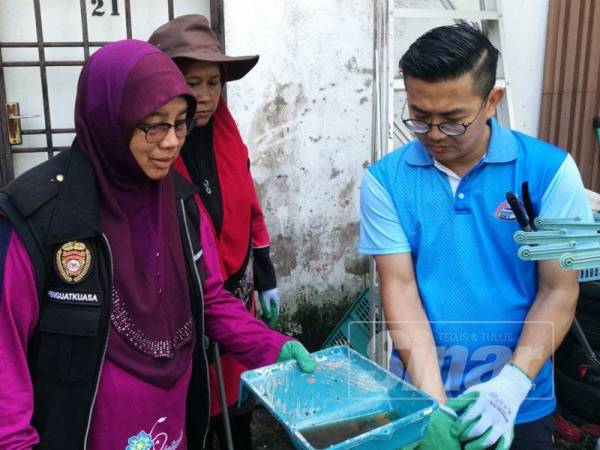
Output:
[359, 24, 592, 449]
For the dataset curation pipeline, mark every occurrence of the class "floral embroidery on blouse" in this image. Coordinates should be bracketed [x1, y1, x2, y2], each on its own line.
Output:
[126, 431, 154, 450]
[125, 416, 183, 450]
[125, 417, 183, 450]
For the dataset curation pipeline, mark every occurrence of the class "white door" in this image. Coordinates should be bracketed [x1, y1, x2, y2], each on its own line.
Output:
[0, 0, 213, 185]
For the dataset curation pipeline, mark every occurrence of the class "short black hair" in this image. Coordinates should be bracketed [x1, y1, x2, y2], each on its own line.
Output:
[399, 23, 499, 98]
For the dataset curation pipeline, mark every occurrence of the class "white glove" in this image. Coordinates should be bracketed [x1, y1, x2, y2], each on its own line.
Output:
[448, 363, 532, 449]
[258, 288, 280, 328]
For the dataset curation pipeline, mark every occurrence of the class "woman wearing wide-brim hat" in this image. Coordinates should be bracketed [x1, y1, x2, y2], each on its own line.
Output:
[149, 14, 281, 450]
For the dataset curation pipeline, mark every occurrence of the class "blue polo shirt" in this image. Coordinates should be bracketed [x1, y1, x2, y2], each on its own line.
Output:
[359, 118, 593, 424]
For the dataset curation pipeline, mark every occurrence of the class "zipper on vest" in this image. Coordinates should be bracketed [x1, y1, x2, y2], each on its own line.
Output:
[83, 233, 113, 450]
[179, 199, 211, 449]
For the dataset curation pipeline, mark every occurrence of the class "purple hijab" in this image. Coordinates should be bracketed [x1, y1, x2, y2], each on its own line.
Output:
[74, 39, 196, 388]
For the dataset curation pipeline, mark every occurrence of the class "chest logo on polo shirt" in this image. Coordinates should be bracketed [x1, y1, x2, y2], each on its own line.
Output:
[495, 200, 517, 220]
[55, 241, 92, 284]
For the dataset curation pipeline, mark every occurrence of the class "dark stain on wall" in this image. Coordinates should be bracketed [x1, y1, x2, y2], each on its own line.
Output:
[344, 255, 369, 275]
[252, 82, 307, 160]
[275, 282, 368, 351]
[345, 56, 372, 75]
[271, 233, 298, 277]
[338, 178, 356, 207]
[302, 230, 322, 271]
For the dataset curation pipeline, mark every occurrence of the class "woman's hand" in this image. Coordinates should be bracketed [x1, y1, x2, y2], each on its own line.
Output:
[276, 341, 316, 372]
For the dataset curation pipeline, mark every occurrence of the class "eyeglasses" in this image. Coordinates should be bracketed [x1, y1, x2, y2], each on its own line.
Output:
[137, 117, 195, 143]
[401, 95, 489, 137]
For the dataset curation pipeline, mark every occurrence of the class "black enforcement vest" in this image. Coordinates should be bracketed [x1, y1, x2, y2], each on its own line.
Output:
[0, 143, 211, 450]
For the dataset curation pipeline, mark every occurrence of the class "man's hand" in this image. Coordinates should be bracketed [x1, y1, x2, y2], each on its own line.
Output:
[276, 341, 315, 372]
[259, 287, 280, 328]
[448, 364, 532, 449]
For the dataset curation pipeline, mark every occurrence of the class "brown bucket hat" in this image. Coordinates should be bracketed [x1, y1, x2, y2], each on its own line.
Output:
[148, 14, 258, 82]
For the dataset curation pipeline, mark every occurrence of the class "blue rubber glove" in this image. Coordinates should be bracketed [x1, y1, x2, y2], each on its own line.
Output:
[448, 364, 532, 449]
[259, 287, 280, 328]
[276, 341, 316, 372]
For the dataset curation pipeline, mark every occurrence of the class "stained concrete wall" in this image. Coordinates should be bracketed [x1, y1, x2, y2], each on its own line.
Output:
[222, 0, 548, 344]
[224, 1, 374, 335]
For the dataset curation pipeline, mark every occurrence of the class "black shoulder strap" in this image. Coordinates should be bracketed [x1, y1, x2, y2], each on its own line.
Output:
[0, 217, 12, 299]
[0, 192, 47, 297]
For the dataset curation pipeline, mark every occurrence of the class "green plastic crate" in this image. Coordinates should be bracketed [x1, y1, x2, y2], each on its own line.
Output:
[322, 288, 381, 357]
[579, 267, 600, 282]
[576, 214, 600, 281]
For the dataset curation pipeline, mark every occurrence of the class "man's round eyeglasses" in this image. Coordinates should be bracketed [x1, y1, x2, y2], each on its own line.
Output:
[137, 117, 195, 143]
[401, 95, 489, 137]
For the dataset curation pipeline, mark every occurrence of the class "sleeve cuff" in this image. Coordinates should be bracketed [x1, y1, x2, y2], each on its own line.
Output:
[253, 246, 277, 290]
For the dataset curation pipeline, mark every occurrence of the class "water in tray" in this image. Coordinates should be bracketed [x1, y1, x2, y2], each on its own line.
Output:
[298, 410, 401, 449]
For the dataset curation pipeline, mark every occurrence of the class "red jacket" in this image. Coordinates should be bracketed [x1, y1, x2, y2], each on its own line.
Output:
[174, 99, 276, 415]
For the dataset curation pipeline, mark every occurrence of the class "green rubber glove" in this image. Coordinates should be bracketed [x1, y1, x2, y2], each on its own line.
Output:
[276, 341, 316, 372]
[414, 405, 462, 450]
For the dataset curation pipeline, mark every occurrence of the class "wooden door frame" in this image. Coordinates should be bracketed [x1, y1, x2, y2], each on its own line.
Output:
[0, 47, 13, 186]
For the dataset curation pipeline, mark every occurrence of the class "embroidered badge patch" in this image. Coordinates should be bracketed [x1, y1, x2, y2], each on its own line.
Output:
[495, 200, 518, 221]
[55, 241, 92, 284]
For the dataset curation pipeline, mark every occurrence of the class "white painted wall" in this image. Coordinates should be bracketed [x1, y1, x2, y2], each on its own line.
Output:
[224, 0, 549, 306]
[501, 0, 549, 137]
[225, 0, 374, 304]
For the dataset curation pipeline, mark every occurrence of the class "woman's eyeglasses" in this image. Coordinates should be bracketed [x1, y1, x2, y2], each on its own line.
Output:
[137, 117, 195, 143]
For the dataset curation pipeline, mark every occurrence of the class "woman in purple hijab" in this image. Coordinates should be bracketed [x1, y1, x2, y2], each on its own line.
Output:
[0, 39, 314, 450]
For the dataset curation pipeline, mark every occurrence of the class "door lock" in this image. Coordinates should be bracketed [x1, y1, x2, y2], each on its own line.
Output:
[5, 102, 40, 145]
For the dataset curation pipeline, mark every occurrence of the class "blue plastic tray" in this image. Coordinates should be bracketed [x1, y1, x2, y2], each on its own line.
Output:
[240, 346, 437, 450]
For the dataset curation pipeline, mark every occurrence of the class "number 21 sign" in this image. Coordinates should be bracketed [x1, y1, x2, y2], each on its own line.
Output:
[91, 0, 120, 16]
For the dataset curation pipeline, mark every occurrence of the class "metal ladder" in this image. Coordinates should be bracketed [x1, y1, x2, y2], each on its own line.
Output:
[392, 0, 515, 147]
